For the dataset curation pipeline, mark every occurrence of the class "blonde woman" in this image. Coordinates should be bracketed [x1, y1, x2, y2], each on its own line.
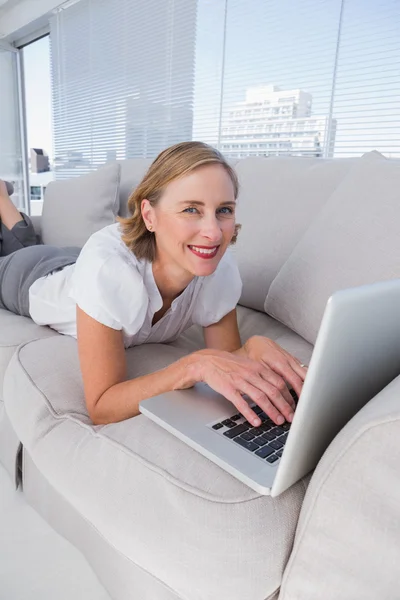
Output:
[0, 142, 306, 428]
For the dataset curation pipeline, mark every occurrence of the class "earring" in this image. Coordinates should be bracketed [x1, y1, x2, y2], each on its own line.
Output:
[148, 225, 153, 232]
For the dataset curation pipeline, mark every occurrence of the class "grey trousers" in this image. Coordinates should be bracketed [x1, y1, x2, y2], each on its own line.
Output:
[0, 213, 81, 317]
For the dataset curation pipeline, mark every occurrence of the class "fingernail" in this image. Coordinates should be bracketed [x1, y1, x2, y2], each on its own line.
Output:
[288, 412, 294, 422]
[277, 415, 284, 425]
[253, 418, 261, 426]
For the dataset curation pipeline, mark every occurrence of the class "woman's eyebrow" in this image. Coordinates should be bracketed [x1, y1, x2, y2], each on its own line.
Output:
[178, 200, 236, 206]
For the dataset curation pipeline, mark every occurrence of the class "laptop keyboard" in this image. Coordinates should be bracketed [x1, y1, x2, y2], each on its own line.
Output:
[208, 389, 298, 465]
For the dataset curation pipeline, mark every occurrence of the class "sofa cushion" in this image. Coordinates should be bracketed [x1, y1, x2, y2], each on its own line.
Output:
[118, 158, 153, 218]
[0, 309, 58, 402]
[41, 162, 121, 247]
[265, 151, 400, 344]
[0, 309, 58, 485]
[234, 156, 357, 312]
[4, 333, 310, 600]
[280, 373, 400, 600]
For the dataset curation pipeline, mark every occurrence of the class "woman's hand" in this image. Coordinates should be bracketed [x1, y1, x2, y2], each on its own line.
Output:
[188, 349, 297, 427]
[241, 336, 307, 399]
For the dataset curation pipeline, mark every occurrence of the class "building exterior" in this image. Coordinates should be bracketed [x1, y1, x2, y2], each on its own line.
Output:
[220, 85, 337, 159]
[30, 148, 50, 173]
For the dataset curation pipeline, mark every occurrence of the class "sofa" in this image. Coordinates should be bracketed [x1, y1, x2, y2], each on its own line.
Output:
[1, 150, 400, 600]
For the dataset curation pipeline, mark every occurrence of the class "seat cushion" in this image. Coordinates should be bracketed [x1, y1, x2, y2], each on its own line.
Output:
[0, 309, 58, 484]
[0, 309, 58, 401]
[3, 316, 312, 600]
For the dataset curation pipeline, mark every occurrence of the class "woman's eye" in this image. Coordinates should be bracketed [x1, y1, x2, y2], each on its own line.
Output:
[183, 207, 199, 214]
[218, 207, 234, 215]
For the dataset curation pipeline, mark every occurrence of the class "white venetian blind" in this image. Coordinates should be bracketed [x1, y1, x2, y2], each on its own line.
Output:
[50, 0, 198, 177]
[0, 46, 26, 207]
[50, 0, 400, 174]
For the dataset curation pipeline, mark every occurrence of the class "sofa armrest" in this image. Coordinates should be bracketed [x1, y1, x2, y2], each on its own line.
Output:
[280, 374, 400, 600]
[30, 214, 43, 245]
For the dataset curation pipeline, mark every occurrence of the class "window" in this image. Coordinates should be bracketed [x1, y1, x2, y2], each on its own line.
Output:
[30, 186, 42, 200]
[0, 47, 25, 209]
[48, 0, 400, 164]
[23, 35, 54, 216]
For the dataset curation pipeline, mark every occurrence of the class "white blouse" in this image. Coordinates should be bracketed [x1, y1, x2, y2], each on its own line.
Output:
[28, 222, 243, 349]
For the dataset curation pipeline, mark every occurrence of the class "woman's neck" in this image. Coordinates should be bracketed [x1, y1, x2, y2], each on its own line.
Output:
[151, 257, 195, 303]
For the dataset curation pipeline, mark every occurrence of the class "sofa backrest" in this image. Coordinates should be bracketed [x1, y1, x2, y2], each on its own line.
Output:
[38, 151, 397, 337]
[265, 150, 400, 344]
[232, 155, 357, 312]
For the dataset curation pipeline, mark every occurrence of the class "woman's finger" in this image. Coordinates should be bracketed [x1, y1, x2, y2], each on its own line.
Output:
[263, 357, 305, 398]
[225, 388, 264, 427]
[237, 375, 293, 424]
[257, 364, 297, 408]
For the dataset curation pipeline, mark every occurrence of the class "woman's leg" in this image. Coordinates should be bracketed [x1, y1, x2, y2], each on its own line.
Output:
[0, 244, 81, 316]
[0, 183, 38, 256]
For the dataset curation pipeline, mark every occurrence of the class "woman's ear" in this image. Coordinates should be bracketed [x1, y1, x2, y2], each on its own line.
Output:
[230, 223, 242, 245]
[141, 199, 154, 230]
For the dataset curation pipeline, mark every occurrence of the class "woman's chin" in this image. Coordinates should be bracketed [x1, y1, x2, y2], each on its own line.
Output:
[189, 259, 220, 277]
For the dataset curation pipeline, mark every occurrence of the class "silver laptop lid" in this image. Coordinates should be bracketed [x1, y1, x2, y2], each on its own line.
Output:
[271, 278, 400, 496]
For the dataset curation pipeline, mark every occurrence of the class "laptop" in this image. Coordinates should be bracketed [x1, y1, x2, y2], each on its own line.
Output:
[139, 278, 400, 497]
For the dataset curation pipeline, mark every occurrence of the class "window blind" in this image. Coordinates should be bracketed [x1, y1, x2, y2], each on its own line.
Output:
[50, 0, 400, 176]
[50, 0, 198, 178]
[0, 46, 25, 207]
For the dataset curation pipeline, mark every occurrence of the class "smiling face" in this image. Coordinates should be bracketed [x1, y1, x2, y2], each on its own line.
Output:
[141, 163, 237, 278]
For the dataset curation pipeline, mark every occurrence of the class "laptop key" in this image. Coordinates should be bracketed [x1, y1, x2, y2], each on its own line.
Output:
[260, 423, 274, 433]
[231, 414, 242, 421]
[255, 445, 275, 459]
[260, 433, 275, 442]
[222, 419, 237, 428]
[272, 427, 285, 436]
[233, 437, 259, 452]
[212, 423, 223, 430]
[269, 440, 284, 450]
[279, 432, 289, 443]
[241, 431, 256, 441]
[223, 423, 251, 439]
[267, 455, 279, 463]
[252, 437, 267, 447]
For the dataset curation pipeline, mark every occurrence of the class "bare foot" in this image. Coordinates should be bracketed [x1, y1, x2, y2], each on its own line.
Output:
[0, 180, 10, 200]
[0, 181, 23, 229]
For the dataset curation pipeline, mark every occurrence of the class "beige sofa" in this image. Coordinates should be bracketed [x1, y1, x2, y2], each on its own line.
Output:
[1, 150, 400, 600]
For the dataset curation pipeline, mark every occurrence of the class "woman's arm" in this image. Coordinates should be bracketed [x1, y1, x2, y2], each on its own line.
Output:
[77, 306, 295, 426]
[202, 309, 242, 353]
[203, 308, 306, 398]
[77, 305, 199, 425]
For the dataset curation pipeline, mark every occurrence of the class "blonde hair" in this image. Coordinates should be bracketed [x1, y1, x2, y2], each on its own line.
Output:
[116, 141, 241, 262]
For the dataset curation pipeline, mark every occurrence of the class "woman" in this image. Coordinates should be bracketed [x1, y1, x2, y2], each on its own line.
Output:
[0, 142, 306, 427]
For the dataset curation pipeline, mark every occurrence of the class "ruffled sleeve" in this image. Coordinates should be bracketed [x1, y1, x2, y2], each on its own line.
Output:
[68, 244, 148, 335]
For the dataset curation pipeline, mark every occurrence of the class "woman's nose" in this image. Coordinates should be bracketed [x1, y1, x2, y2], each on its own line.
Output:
[200, 217, 222, 241]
